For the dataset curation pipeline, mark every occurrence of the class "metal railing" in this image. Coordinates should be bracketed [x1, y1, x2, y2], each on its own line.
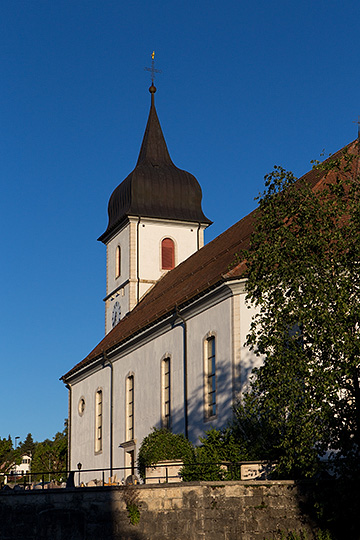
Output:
[0, 460, 276, 491]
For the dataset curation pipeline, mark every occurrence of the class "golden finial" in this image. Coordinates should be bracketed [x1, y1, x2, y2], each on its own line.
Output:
[145, 51, 162, 88]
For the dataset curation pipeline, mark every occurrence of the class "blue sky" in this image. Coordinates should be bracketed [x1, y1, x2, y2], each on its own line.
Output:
[1, 0, 359, 443]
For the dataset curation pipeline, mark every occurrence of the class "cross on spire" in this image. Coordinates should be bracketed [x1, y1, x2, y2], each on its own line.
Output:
[144, 51, 162, 85]
[353, 115, 360, 139]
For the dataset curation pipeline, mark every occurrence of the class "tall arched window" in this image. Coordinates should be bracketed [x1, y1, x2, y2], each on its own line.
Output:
[204, 336, 216, 419]
[115, 245, 121, 278]
[95, 389, 103, 453]
[126, 375, 134, 441]
[161, 238, 175, 270]
[161, 357, 171, 429]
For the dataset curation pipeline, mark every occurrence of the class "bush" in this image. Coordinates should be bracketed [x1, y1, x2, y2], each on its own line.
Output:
[181, 428, 248, 481]
[137, 428, 194, 479]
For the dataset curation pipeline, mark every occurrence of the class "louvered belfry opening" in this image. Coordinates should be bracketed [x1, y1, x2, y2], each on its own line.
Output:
[161, 238, 175, 270]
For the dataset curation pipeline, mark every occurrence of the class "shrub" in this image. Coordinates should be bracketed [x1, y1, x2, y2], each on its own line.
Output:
[137, 428, 194, 480]
[181, 428, 248, 481]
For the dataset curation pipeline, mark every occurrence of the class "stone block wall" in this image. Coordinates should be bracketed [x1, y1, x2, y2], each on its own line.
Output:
[0, 480, 317, 540]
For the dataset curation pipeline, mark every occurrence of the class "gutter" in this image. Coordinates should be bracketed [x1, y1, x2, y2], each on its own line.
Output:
[65, 383, 72, 471]
[137, 217, 140, 304]
[175, 305, 188, 439]
[62, 274, 247, 383]
[103, 353, 114, 477]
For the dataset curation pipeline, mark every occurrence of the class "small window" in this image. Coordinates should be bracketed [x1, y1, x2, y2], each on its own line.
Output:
[162, 358, 171, 429]
[115, 245, 121, 278]
[126, 376, 134, 441]
[95, 389, 103, 453]
[78, 397, 85, 416]
[161, 238, 175, 270]
[204, 336, 216, 419]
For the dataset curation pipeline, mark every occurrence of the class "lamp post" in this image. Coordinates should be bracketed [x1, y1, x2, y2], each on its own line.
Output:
[77, 462, 82, 486]
[14, 436, 20, 484]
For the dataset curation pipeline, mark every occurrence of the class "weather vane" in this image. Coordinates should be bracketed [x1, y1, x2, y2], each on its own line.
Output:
[353, 116, 360, 139]
[144, 51, 162, 85]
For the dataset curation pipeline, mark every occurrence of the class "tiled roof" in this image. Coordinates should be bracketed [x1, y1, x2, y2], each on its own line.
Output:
[62, 140, 357, 381]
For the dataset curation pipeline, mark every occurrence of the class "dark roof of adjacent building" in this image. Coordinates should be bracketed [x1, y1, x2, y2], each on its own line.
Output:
[62, 139, 358, 381]
[98, 85, 211, 244]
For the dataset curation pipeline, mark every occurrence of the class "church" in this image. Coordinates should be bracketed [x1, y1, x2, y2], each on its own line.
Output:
[61, 81, 354, 482]
[61, 81, 262, 480]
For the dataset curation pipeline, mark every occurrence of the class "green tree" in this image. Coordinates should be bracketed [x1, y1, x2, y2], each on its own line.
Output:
[0, 436, 14, 474]
[31, 424, 67, 481]
[19, 433, 36, 457]
[243, 141, 360, 477]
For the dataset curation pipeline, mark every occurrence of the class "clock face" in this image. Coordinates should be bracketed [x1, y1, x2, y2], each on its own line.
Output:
[112, 301, 121, 328]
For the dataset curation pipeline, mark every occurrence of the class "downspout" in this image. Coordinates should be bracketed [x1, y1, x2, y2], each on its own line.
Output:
[103, 353, 114, 477]
[65, 383, 72, 472]
[136, 217, 141, 304]
[175, 306, 188, 439]
[197, 222, 201, 251]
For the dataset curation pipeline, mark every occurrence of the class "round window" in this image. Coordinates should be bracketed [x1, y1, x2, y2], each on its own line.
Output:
[78, 397, 85, 416]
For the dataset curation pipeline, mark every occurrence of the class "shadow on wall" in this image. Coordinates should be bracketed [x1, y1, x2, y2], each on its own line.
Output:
[165, 335, 259, 446]
[0, 490, 148, 540]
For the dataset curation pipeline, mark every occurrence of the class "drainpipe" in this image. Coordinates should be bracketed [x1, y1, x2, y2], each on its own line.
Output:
[65, 383, 72, 472]
[136, 217, 141, 304]
[103, 353, 114, 477]
[175, 306, 188, 439]
[197, 222, 201, 251]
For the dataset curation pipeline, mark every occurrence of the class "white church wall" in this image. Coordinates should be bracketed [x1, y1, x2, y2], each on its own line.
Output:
[70, 365, 110, 482]
[239, 295, 263, 392]
[138, 218, 203, 282]
[185, 296, 233, 444]
[106, 224, 130, 294]
[111, 323, 185, 475]
[105, 224, 131, 333]
[68, 286, 262, 483]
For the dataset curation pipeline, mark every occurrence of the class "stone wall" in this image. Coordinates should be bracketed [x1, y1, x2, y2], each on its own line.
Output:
[0, 480, 317, 540]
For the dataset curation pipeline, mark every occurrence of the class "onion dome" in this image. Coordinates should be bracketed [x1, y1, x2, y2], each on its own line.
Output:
[98, 85, 211, 243]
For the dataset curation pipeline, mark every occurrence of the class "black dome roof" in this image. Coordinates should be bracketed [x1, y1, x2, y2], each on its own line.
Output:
[98, 86, 211, 243]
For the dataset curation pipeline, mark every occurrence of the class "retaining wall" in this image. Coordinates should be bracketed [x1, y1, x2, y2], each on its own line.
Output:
[0, 480, 317, 540]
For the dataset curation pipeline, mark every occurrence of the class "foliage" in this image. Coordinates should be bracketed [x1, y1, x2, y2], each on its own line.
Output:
[122, 483, 140, 525]
[30, 423, 68, 481]
[137, 427, 194, 479]
[243, 143, 360, 477]
[126, 502, 140, 525]
[0, 436, 14, 474]
[181, 428, 247, 481]
[19, 433, 36, 457]
[231, 392, 280, 462]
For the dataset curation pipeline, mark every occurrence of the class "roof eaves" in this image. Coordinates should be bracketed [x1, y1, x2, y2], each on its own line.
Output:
[61, 275, 227, 381]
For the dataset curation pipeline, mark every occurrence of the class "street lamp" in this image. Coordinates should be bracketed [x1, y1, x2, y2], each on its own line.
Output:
[77, 462, 82, 486]
[14, 436, 20, 482]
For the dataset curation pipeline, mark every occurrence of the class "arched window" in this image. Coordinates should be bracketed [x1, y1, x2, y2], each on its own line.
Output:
[204, 336, 216, 419]
[161, 357, 171, 429]
[126, 375, 134, 441]
[161, 238, 175, 270]
[115, 245, 121, 278]
[95, 389, 103, 453]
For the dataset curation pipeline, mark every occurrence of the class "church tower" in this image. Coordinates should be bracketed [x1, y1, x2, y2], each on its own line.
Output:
[98, 84, 211, 335]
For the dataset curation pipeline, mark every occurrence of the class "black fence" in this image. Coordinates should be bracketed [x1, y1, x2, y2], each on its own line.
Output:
[0, 460, 276, 491]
